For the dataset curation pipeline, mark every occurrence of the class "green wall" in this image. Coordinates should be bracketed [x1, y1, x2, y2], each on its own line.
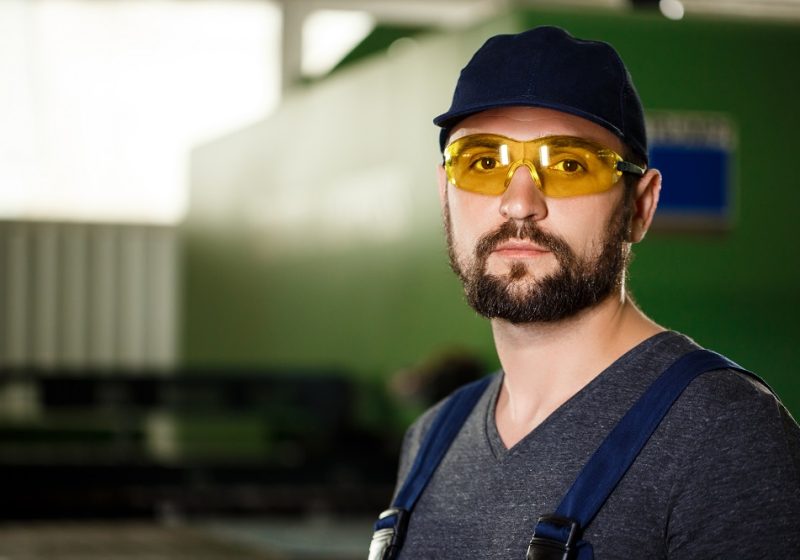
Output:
[184, 8, 800, 417]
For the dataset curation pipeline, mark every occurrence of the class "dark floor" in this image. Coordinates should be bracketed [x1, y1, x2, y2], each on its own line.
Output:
[0, 517, 372, 560]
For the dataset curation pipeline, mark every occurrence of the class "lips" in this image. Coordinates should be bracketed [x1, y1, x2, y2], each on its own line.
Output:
[473, 218, 567, 265]
[492, 240, 550, 256]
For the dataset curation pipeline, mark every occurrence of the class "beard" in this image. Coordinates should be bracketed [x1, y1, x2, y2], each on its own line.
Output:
[444, 196, 632, 324]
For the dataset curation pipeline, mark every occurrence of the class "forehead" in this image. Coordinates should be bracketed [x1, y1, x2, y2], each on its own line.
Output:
[447, 106, 625, 154]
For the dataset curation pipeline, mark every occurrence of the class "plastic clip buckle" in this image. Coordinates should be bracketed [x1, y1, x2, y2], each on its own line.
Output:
[526, 514, 581, 560]
[368, 508, 409, 560]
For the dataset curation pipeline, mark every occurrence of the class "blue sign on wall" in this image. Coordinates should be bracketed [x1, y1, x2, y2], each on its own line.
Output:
[646, 112, 736, 232]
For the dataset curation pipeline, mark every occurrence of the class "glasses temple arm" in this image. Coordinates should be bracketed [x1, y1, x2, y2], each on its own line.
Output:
[616, 161, 646, 176]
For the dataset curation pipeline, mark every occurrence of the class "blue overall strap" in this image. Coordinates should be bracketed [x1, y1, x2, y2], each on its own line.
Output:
[528, 349, 758, 560]
[370, 375, 494, 560]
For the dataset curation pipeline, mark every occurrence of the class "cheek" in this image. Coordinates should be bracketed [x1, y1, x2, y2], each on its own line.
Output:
[446, 187, 503, 248]
[546, 194, 620, 254]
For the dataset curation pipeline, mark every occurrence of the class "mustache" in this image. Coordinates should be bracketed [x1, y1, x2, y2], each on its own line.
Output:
[474, 219, 575, 265]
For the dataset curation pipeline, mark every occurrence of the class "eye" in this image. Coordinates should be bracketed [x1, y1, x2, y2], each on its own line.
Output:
[471, 156, 499, 171]
[552, 159, 585, 173]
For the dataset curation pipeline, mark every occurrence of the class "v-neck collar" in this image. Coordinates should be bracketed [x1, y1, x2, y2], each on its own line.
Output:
[484, 331, 677, 461]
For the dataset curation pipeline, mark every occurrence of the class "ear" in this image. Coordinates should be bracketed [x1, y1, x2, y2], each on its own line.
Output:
[629, 168, 661, 243]
[436, 163, 448, 209]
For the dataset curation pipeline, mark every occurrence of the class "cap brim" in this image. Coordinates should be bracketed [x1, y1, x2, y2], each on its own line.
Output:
[434, 99, 625, 145]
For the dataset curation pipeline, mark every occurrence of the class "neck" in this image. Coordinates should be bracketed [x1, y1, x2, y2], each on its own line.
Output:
[491, 290, 663, 448]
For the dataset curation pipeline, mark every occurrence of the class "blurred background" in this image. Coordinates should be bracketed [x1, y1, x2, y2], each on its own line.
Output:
[1, 0, 799, 557]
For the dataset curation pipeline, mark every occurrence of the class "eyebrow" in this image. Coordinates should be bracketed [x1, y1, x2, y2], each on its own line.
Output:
[451, 134, 615, 153]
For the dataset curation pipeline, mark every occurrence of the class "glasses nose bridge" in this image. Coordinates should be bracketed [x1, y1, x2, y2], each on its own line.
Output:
[504, 158, 542, 190]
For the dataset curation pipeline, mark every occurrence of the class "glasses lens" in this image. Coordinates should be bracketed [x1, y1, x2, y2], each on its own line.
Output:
[444, 135, 623, 198]
[444, 135, 516, 195]
[536, 138, 620, 198]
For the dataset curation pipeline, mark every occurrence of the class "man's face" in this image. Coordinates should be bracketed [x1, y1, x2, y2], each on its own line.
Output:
[439, 107, 635, 324]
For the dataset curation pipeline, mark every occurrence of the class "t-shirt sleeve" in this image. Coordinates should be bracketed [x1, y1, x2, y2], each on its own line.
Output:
[665, 373, 800, 558]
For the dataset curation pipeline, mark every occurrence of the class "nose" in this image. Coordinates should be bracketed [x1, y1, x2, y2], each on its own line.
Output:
[499, 163, 548, 222]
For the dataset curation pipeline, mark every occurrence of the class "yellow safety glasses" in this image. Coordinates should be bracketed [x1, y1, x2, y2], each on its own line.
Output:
[443, 134, 645, 198]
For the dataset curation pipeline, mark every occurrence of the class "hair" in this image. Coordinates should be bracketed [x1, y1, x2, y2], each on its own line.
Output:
[622, 146, 647, 202]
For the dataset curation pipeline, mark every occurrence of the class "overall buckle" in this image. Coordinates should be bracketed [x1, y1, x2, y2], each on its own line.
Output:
[526, 514, 582, 560]
[368, 508, 409, 560]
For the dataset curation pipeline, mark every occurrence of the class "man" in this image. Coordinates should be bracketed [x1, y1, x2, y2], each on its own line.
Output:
[372, 26, 800, 559]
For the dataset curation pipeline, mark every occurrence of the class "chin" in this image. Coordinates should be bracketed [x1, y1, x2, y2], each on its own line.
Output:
[488, 260, 551, 283]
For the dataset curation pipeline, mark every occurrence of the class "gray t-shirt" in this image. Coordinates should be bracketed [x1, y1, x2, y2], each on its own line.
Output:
[394, 332, 800, 559]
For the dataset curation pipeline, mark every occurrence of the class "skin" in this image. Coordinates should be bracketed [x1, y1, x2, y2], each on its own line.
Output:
[437, 107, 664, 449]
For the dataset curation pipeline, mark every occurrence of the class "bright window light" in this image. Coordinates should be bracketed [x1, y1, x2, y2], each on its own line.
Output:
[0, 0, 281, 225]
[302, 10, 375, 78]
[660, 0, 686, 20]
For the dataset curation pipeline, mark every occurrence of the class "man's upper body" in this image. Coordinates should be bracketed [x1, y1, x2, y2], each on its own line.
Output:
[376, 26, 800, 558]
[395, 332, 800, 558]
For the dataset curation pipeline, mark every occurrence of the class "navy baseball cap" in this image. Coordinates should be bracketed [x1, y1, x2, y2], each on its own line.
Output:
[433, 26, 648, 163]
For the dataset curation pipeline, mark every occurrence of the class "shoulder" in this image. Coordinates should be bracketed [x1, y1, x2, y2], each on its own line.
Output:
[397, 400, 444, 477]
[655, 344, 800, 555]
[669, 344, 797, 444]
[671, 365, 800, 476]
[656, 333, 800, 466]
[635, 331, 800, 495]
[643, 332, 793, 427]
[624, 334, 800, 555]
[394, 373, 501, 488]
